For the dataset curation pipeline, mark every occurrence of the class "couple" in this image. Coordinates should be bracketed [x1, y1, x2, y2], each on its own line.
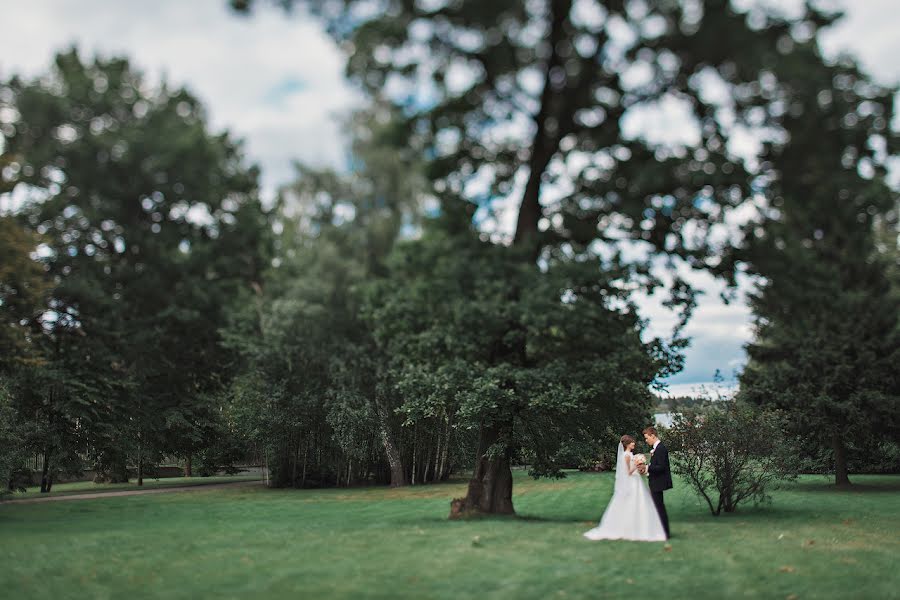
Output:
[584, 426, 672, 542]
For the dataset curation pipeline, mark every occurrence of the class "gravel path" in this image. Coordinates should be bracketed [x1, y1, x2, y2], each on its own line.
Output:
[2, 479, 265, 505]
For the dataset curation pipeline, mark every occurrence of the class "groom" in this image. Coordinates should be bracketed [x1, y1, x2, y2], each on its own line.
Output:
[641, 426, 672, 539]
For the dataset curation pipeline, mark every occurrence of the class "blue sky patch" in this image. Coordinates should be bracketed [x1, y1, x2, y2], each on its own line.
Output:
[264, 77, 308, 105]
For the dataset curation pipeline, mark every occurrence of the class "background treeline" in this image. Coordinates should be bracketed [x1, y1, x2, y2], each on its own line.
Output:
[0, 51, 273, 491]
[2, 1, 899, 504]
[0, 52, 675, 495]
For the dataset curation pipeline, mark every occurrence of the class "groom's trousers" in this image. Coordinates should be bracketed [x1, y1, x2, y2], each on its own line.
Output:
[651, 490, 670, 538]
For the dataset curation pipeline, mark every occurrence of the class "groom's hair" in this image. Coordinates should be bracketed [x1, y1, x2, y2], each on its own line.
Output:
[642, 426, 658, 436]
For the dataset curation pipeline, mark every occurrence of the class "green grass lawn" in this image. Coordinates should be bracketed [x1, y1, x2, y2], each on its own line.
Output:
[2, 470, 897, 599]
[11, 472, 263, 499]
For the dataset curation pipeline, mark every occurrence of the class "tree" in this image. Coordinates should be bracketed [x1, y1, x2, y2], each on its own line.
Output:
[9, 364, 101, 492]
[221, 102, 433, 488]
[1, 49, 271, 486]
[283, 102, 429, 486]
[233, 0, 846, 514]
[364, 225, 679, 515]
[0, 381, 27, 497]
[728, 30, 900, 487]
[0, 216, 49, 372]
[667, 401, 793, 515]
[224, 230, 372, 488]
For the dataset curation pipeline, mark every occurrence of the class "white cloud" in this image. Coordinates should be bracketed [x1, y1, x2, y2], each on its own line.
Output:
[634, 261, 753, 385]
[815, 1, 900, 84]
[0, 0, 360, 203]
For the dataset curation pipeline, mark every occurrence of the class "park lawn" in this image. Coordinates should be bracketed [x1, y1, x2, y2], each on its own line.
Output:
[1, 471, 897, 600]
[10, 472, 264, 499]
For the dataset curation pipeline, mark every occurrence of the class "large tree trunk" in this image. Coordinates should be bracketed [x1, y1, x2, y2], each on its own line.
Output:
[833, 432, 851, 487]
[450, 423, 514, 518]
[184, 454, 192, 478]
[456, 0, 585, 519]
[375, 399, 407, 487]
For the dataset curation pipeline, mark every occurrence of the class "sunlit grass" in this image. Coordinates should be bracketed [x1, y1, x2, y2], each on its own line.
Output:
[1, 470, 896, 599]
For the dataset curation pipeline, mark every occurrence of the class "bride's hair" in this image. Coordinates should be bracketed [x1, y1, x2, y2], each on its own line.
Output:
[620, 434, 635, 448]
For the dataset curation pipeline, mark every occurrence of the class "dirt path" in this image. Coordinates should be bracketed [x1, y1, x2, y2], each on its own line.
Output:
[2, 479, 264, 505]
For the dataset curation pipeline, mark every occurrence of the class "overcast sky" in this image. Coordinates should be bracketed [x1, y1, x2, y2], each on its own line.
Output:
[1, 0, 897, 397]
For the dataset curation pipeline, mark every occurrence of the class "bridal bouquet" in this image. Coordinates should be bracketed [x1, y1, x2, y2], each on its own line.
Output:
[633, 454, 647, 467]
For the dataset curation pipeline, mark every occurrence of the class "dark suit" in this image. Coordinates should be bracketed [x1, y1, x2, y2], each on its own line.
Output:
[647, 441, 672, 538]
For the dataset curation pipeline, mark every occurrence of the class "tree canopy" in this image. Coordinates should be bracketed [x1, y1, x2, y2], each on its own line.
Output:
[0, 49, 271, 489]
[730, 39, 899, 486]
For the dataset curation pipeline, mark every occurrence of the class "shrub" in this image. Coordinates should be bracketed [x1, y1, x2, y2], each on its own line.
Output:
[667, 401, 795, 515]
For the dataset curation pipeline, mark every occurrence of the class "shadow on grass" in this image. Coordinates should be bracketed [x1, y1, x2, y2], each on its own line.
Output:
[403, 511, 595, 524]
[500, 513, 597, 524]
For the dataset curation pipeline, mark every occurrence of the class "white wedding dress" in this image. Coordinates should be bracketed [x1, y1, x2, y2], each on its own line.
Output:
[583, 443, 667, 542]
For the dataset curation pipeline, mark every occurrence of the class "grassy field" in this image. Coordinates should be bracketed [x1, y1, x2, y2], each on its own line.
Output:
[2, 470, 897, 599]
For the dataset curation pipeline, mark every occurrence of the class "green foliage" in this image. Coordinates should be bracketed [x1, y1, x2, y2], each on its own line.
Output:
[192, 438, 246, 477]
[790, 438, 900, 476]
[221, 103, 443, 488]
[364, 225, 680, 478]
[221, 232, 375, 486]
[8, 364, 102, 491]
[0, 49, 271, 487]
[0, 382, 26, 496]
[221, 207, 386, 486]
[667, 402, 795, 515]
[0, 217, 49, 372]
[727, 31, 900, 484]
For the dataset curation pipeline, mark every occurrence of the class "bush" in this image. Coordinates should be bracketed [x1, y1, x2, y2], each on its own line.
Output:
[667, 402, 795, 515]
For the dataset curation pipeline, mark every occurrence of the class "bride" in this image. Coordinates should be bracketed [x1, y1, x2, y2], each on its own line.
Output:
[583, 434, 667, 542]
